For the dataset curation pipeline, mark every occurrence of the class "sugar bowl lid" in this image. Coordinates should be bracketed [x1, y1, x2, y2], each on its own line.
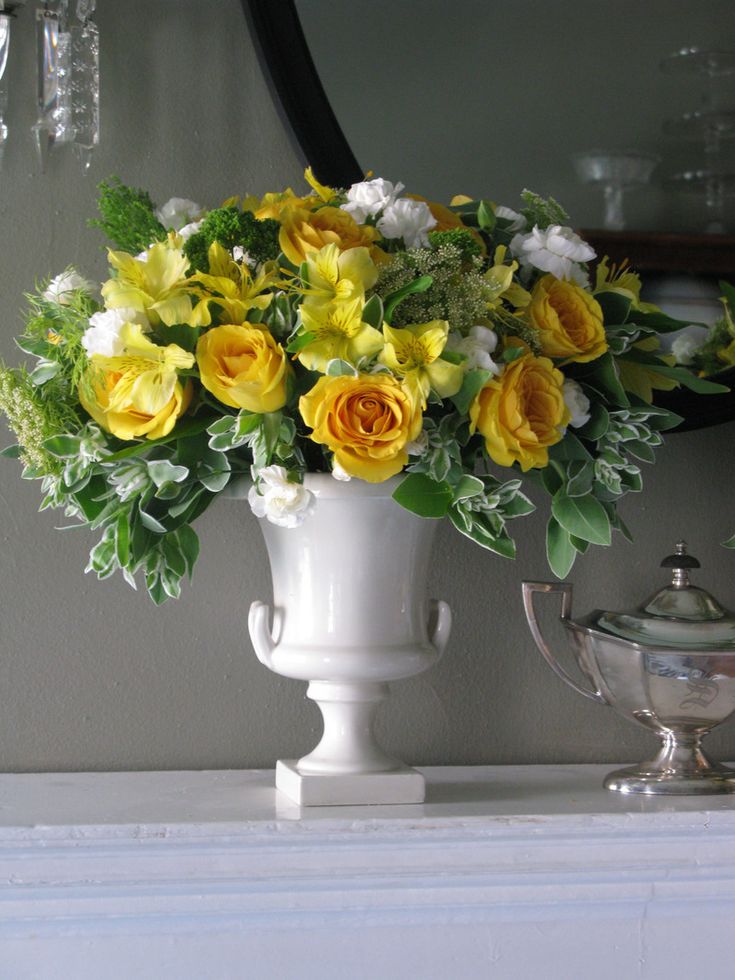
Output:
[595, 541, 735, 649]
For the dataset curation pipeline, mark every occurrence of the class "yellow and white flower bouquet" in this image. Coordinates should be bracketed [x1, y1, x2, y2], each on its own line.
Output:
[0, 170, 722, 602]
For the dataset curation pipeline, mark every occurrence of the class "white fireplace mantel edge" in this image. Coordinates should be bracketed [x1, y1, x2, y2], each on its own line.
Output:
[2, 763, 735, 979]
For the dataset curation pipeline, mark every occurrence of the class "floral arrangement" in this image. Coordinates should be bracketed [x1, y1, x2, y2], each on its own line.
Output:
[0, 170, 721, 602]
[671, 279, 735, 377]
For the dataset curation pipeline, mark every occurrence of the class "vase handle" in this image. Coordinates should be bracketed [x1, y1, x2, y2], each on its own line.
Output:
[248, 600, 282, 670]
[522, 582, 607, 704]
[428, 599, 452, 658]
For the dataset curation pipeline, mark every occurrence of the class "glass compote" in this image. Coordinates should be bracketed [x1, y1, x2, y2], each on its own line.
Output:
[571, 150, 660, 230]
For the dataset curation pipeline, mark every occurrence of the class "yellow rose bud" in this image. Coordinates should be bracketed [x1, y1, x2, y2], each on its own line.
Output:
[470, 353, 571, 471]
[196, 323, 289, 413]
[529, 274, 607, 363]
[79, 368, 192, 441]
[279, 206, 380, 267]
[300, 373, 422, 483]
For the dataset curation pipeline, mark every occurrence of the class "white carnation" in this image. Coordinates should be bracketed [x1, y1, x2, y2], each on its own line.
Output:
[510, 224, 595, 281]
[445, 325, 501, 374]
[341, 177, 404, 223]
[81, 308, 150, 358]
[563, 380, 591, 429]
[42, 270, 94, 305]
[248, 465, 316, 528]
[670, 325, 709, 365]
[377, 198, 437, 248]
[155, 197, 203, 232]
[178, 218, 204, 242]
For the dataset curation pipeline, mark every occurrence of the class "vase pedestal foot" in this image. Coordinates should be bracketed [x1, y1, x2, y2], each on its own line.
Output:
[276, 760, 425, 806]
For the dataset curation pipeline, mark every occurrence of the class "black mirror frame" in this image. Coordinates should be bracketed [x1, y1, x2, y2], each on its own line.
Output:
[240, 0, 363, 189]
[240, 0, 734, 432]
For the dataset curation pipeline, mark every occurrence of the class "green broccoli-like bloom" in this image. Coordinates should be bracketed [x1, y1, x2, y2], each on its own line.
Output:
[183, 206, 280, 273]
[428, 228, 482, 261]
[89, 177, 167, 253]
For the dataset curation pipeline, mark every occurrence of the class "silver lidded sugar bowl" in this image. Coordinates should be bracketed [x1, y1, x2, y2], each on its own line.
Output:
[523, 542, 735, 795]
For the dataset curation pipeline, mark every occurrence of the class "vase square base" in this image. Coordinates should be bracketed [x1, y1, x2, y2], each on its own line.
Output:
[275, 760, 426, 806]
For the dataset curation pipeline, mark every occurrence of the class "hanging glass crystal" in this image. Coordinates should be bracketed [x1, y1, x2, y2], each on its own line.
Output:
[71, 0, 98, 172]
[32, 0, 74, 172]
[0, 5, 12, 171]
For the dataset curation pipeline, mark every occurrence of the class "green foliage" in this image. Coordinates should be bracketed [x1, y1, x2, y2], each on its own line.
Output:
[519, 189, 569, 229]
[90, 176, 166, 252]
[183, 206, 280, 273]
[392, 473, 454, 518]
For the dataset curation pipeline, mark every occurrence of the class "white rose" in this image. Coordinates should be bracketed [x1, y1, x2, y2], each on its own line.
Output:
[563, 380, 591, 429]
[81, 308, 150, 358]
[510, 225, 595, 281]
[377, 198, 437, 248]
[248, 465, 316, 528]
[42, 270, 94, 305]
[178, 219, 204, 242]
[445, 325, 501, 374]
[494, 205, 526, 232]
[155, 197, 203, 232]
[341, 177, 404, 223]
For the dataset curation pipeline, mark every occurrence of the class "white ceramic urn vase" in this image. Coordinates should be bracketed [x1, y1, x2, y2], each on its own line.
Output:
[248, 474, 452, 806]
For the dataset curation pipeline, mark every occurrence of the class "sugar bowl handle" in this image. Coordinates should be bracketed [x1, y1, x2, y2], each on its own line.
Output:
[522, 582, 607, 705]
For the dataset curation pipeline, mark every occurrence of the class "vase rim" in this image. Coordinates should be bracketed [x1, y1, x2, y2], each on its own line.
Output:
[303, 472, 402, 498]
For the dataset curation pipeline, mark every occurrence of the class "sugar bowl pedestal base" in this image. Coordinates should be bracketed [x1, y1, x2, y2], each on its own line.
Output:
[603, 734, 735, 795]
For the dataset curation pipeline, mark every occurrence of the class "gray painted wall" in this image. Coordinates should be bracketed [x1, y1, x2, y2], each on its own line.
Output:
[0, 1, 734, 773]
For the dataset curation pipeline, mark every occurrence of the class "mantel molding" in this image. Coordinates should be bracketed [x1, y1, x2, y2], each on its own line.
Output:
[3, 765, 735, 978]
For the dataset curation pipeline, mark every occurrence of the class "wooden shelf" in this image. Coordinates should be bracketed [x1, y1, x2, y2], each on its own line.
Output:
[579, 229, 735, 278]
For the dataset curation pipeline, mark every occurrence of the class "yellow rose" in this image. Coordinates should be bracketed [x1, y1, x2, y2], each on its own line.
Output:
[80, 368, 192, 441]
[299, 373, 422, 482]
[196, 323, 289, 413]
[278, 206, 380, 266]
[529, 274, 607, 363]
[470, 353, 571, 471]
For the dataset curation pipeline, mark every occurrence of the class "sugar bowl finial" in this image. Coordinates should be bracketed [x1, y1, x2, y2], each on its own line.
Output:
[660, 540, 701, 589]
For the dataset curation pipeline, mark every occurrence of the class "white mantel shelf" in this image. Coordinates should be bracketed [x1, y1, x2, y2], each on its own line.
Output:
[3, 764, 735, 979]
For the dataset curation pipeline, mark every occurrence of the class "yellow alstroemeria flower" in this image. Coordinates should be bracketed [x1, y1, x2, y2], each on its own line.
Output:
[617, 336, 678, 403]
[594, 257, 659, 313]
[297, 298, 384, 372]
[80, 323, 194, 440]
[716, 302, 735, 368]
[303, 166, 337, 203]
[243, 189, 318, 221]
[483, 245, 531, 310]
[379, 320, 464, 406]
[301, 243, 377, 307]
[102, 243, 210, 328]
[189, 242, 276, 325]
